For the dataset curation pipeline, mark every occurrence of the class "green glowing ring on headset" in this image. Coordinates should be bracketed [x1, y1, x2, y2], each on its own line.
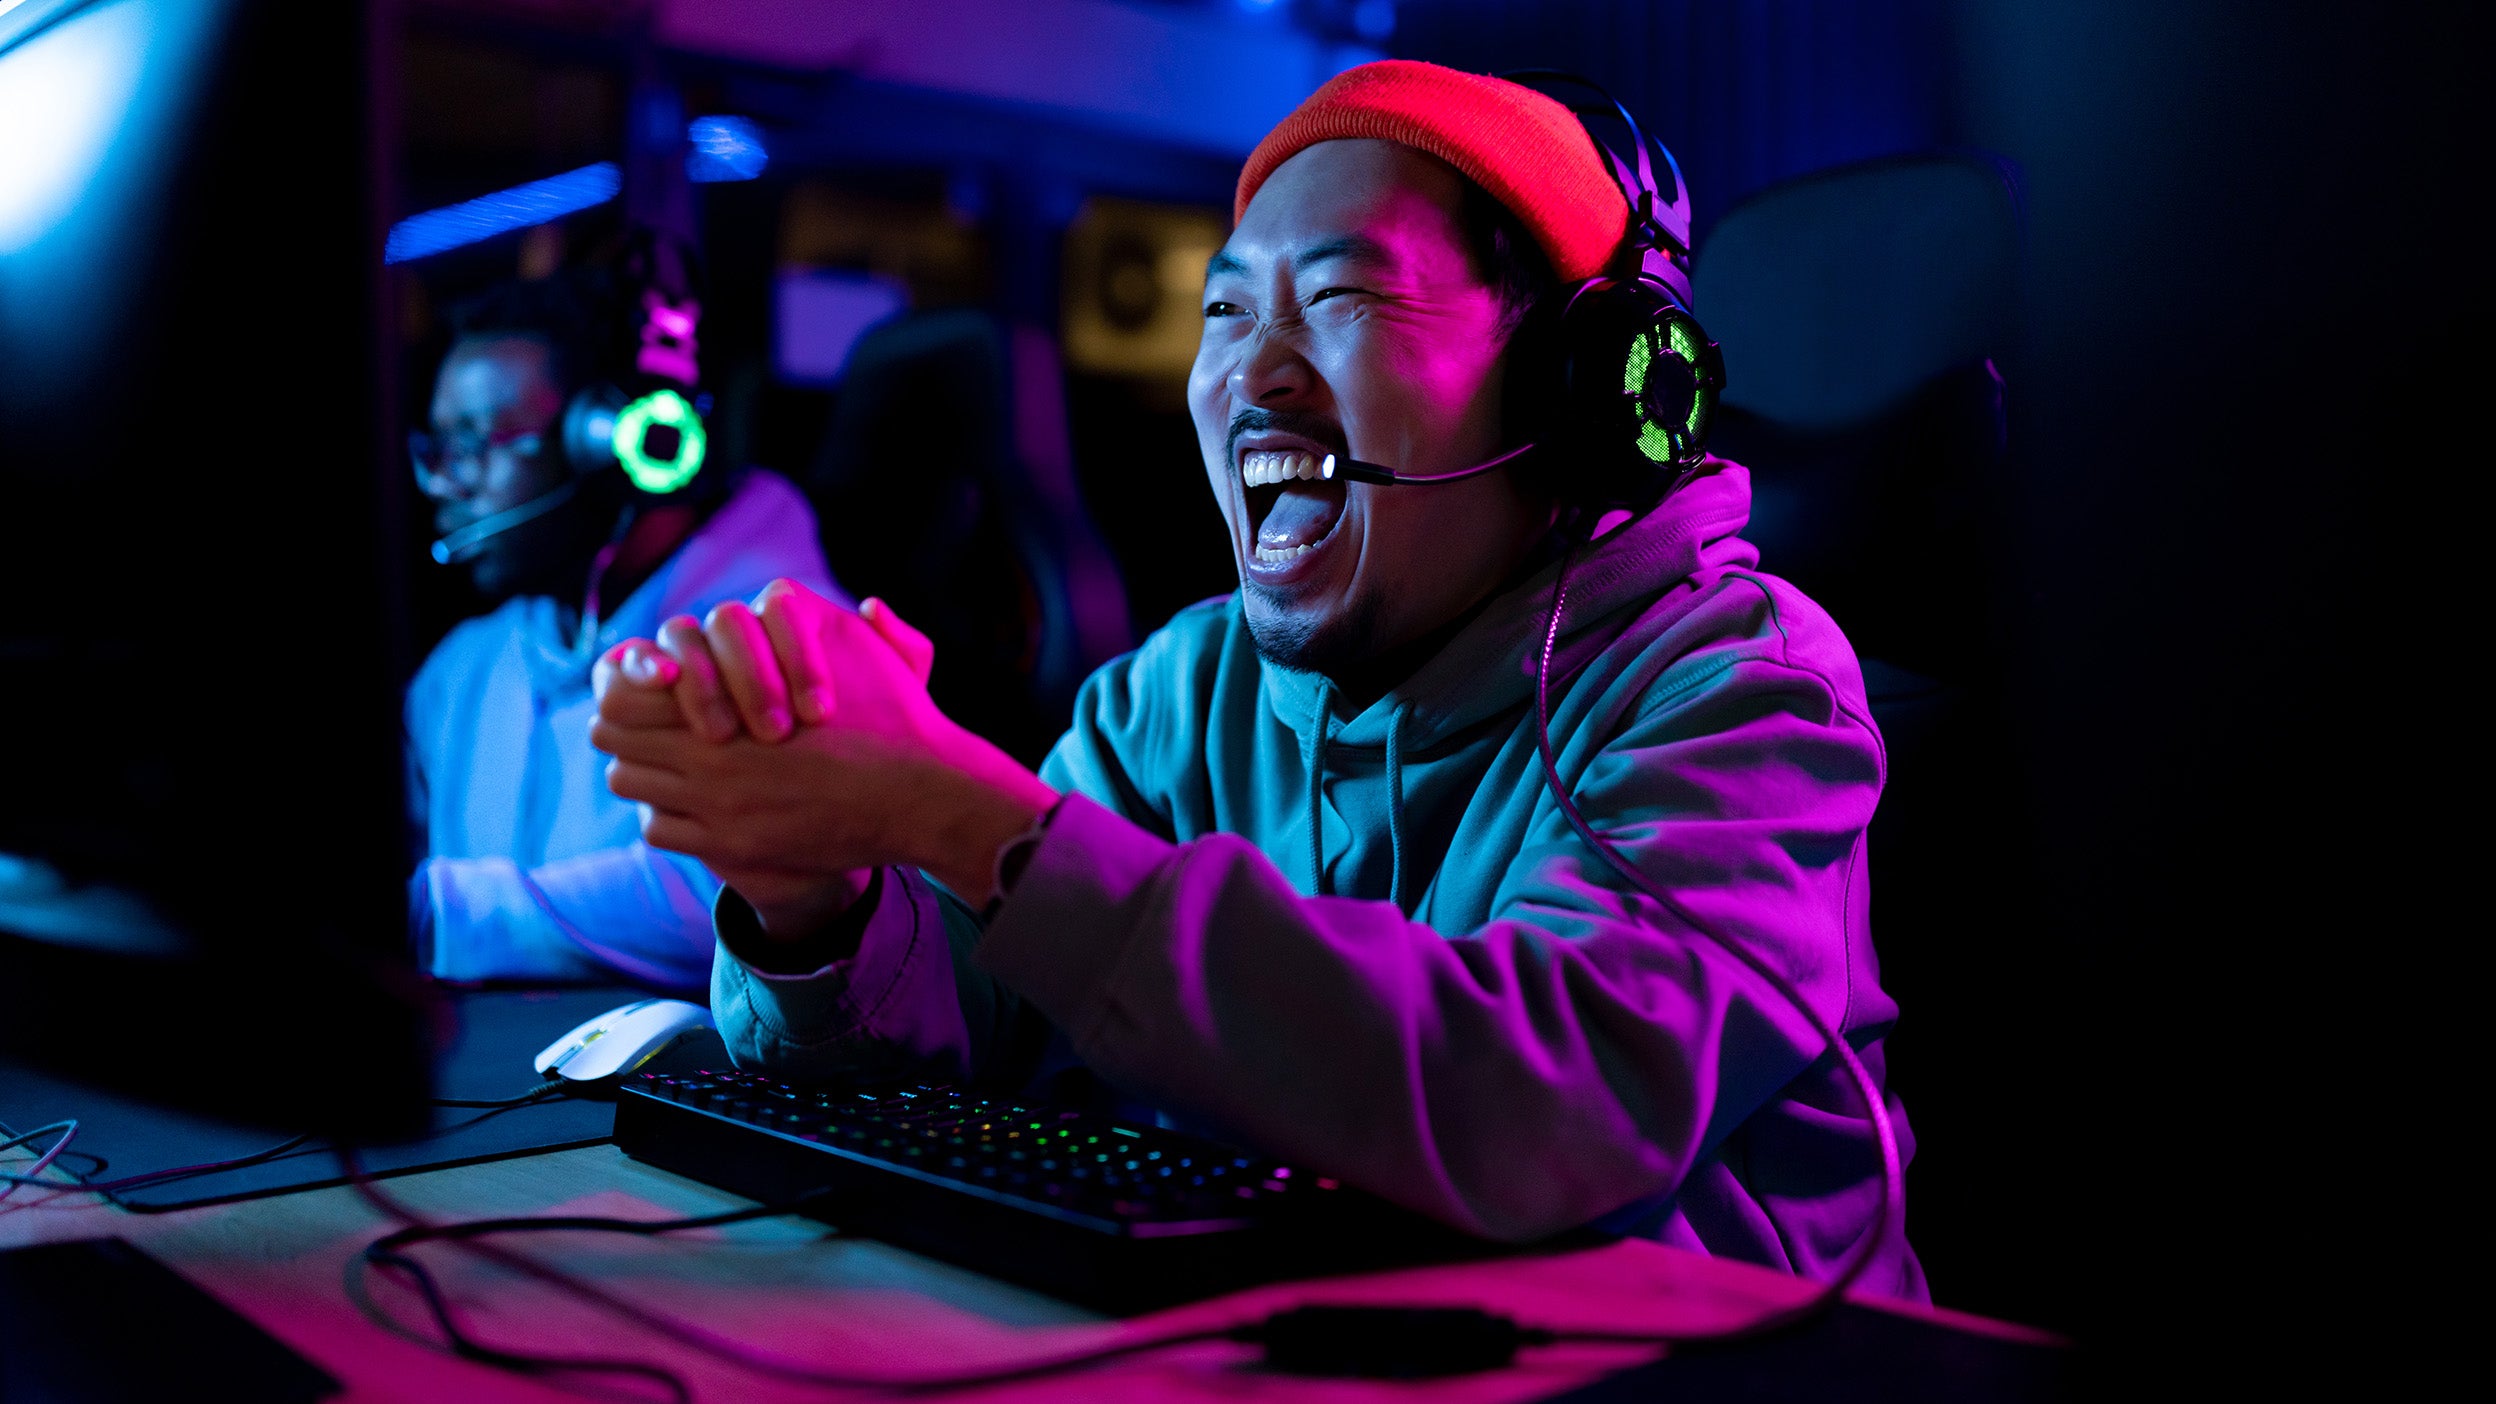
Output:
[611, 389, 707, 494]
[1622, 317, 1709, 466]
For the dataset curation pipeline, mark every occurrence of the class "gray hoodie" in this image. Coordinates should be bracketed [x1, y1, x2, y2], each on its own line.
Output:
[714, 459, 1925, 1299]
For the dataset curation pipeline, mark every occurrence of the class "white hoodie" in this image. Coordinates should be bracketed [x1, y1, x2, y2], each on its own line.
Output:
[408, 468, 840, 992]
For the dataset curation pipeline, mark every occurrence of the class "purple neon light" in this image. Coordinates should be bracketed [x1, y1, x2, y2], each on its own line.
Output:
[635, 291, 701, 386]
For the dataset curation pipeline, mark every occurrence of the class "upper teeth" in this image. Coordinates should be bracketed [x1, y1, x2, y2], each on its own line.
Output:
[1241, 450, 1331, 487]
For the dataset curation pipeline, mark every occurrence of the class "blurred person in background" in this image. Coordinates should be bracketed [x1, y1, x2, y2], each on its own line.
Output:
[408, 266, 844, 992]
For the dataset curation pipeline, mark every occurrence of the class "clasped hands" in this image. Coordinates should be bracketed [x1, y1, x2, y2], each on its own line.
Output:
[589, 580, 1057, 942]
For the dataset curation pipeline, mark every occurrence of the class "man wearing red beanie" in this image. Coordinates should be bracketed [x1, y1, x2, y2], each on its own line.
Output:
[591, 60, 1924, 1300]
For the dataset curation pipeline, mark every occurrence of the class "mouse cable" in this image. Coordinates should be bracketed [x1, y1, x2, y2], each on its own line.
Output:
[430, 1083, 570, 1109]
[0, 1125, 318, 1205]
[1530, 541, 1905, 1345]
[0, 1091, 563, 1207]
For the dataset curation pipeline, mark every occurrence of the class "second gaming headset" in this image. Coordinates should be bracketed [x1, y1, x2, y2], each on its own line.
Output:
[1321, 71, 1726, 516]
[428, 229, 714, 566]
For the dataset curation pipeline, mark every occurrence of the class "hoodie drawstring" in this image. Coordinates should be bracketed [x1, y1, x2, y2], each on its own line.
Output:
[1307, 679, 1336, 896]
[1306, 684, 1414, 909]
[1385, 703, 1409, 911]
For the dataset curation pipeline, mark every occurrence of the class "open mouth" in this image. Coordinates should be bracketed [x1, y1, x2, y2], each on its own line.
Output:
[1240, 447, 1348, 572]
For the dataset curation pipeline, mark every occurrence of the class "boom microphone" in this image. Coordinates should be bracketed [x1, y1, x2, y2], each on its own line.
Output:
[1318, 442, 1537, 486]
[429, 479, 582, 565]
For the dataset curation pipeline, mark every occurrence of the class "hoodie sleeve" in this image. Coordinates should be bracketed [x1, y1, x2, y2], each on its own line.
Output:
[416, 843, 726, 994]
[709, 867, 1044, 1085]
[973, 612, 1889, 1252]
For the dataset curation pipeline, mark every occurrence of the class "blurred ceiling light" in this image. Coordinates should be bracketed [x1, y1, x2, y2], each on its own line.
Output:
[687, 114, 768, 183]
[383, 161, 621, 265]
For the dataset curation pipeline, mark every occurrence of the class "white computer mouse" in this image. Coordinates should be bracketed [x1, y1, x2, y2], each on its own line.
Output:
[533, 998, 715, 1083]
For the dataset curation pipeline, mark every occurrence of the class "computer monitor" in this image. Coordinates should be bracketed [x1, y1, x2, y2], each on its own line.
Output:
[0, 0, 432, 1139]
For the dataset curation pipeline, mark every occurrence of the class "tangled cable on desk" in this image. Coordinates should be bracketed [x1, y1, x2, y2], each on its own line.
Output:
[0, 1085, 565, 1210]
[346, 1165, 1245, 1400]
[342, 1163, 1829, 1398]
[0, 1118, 83, 1205]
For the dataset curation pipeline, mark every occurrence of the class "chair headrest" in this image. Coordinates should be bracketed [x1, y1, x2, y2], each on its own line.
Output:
[1694, 153, 2021, 433]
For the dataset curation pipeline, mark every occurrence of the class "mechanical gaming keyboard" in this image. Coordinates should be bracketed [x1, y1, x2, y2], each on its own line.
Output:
[613, 1055, 1484, 1314]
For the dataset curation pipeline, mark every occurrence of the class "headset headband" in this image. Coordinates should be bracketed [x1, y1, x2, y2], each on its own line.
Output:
[1498, 69, 1695, 306]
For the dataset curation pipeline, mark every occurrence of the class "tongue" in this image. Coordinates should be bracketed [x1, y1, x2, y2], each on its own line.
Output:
[1258, 482, 1346, 552]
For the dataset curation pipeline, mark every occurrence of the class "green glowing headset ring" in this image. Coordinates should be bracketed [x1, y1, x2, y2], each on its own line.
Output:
[1622, 308, 1724, 469]
[610, 388, 708, 494]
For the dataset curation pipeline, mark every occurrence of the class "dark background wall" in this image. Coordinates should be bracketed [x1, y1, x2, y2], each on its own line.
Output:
[1396, 0, 1957, 249]
[1940, 4, 2471, 1386]
[1398, 0, 2475, 1384]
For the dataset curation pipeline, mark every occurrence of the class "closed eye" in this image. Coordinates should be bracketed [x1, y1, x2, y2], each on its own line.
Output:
[1308, 286, 1374, 304]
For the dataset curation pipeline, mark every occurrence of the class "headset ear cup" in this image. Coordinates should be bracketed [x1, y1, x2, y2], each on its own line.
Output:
[1557, 279, 1660, 507]
[1629, 308, 1724, 471]
[1633, 310, 1724, 505]
[1552, 280, 1723, 509]
[562, 386, 627, 477]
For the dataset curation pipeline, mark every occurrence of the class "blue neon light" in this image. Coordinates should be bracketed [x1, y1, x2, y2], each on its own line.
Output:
[687, 114, 767, 183]
[383, 161, 621, 265]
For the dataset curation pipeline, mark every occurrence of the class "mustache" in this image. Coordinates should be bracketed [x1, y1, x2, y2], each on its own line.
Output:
[1226, 408, 1348, 464]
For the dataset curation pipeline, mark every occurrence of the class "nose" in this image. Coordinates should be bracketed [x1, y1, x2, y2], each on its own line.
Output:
[1227, 325, 1315, 407]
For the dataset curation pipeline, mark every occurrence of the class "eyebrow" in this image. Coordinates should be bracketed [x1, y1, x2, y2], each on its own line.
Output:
[1202, 234, 1394, 282]
[1291, 234, 1391, 273]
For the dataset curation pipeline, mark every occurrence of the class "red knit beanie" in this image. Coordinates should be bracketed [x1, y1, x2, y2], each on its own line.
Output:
[1235, 60, 1629, 283]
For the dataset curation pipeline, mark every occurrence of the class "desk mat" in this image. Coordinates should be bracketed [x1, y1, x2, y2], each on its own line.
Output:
[0, 987, 637, 1211]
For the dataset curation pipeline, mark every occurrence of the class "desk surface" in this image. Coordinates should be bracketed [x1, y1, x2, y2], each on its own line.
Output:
[0, 1135, 2052, 1402]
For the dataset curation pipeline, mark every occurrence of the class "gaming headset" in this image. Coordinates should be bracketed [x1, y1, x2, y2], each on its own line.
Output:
[1320, 71, 1726, 515]
[428, 230, 714, 566]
